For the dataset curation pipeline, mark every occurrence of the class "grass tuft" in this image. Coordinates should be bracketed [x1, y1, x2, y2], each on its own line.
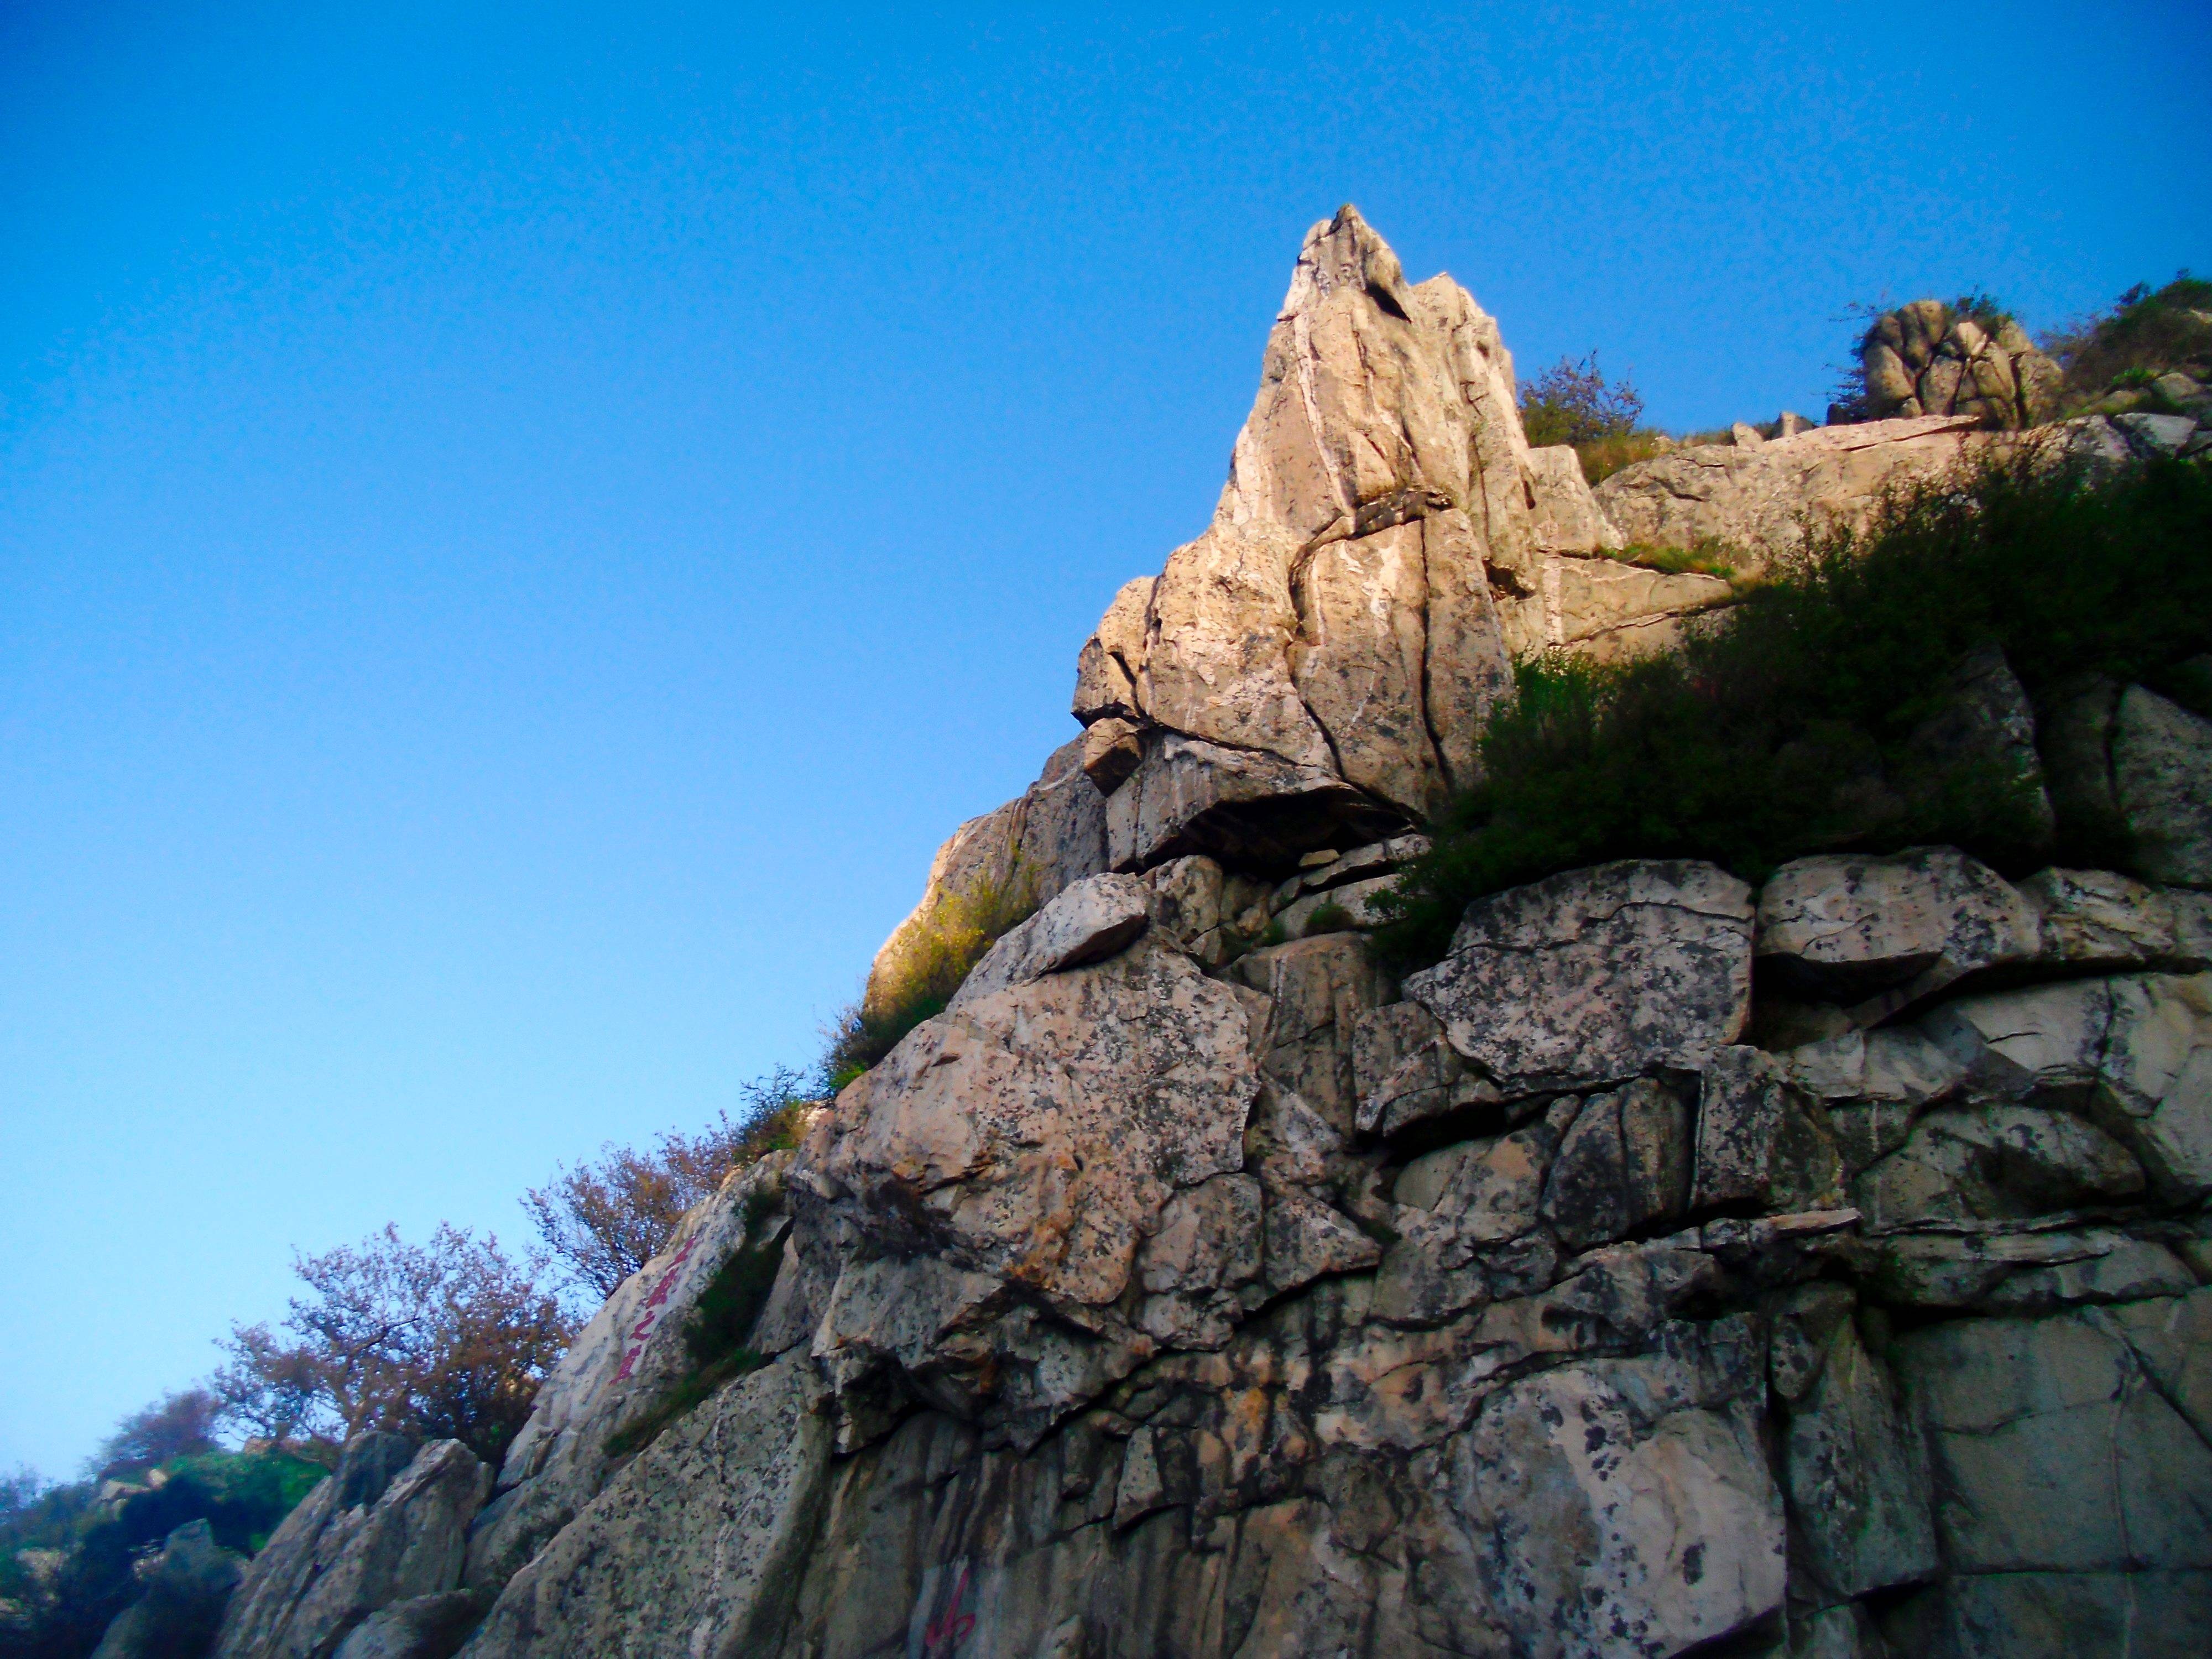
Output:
[821, 861, 1039, 1089]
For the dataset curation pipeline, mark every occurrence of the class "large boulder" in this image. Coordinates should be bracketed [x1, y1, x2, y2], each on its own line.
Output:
[799, 930, 1265, 1438]
[1754, 848, 2039, 1020]
[216, 1437, 490, 1659]
[1850, 303, 2063, 429]
[947, 872, 1150, 1009]
[1403, 860, 1755, 1099]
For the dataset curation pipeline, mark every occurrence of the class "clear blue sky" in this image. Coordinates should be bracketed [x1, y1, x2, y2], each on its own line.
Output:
[3, 0, 2205, 1476]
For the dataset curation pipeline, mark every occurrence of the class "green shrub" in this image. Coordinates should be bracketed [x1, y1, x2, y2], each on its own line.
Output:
[821, 860, 1038, 1088]
[1520, 351, 1644, 450]
[0, 1447, 325, 1657]
[1374, 452, 2212, 967]
[2046, 274, 2212, 410]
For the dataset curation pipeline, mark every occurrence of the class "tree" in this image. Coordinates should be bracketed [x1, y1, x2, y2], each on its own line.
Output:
[90, 1389, 220, 1478]
[212, 1224, 571, 1464]
[524, 1068, 816, 1306]
[1519, 352, 1645, 448]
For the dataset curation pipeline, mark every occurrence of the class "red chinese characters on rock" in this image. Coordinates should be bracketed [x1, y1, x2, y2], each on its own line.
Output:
[611, 1233, 702, 1382]
[919, 1562, 975, 1658]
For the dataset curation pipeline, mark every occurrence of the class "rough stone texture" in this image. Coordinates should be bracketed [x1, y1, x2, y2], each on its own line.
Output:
[1756, 848, 2039, 1019]
[1853, 1104, 2145, 1227]
[1230, 933, 1394, 1137]
[1104, 729, 1401, 874]
[1852, 303, 2062, 429]
[1405, 860, 1755, 1098]
[2113, 684, 2212, 888]
[2018, 866, 2212, 971]
[217, 1438, 490, 1659]
[331, 1592, 489, 1659]
[1538, 1081, 1690, 1250]
[1895, 1307, 2212, 1578]
[91, 1520, 242, 1659]
[1524, 444, 1624, 555]
[1079, 715, 1144, 795]
[1692, 1046, 1847, 1213]
[1444, 1328, 1787, 1658]
[948, 872, 1150, 1010]
[363, 857, 2212, 1658]
[458, 1352, 830, 1659]
[1917, 972, 2212, 1199]
[467, 1154, 793, 1589]
[1592, 415, 1984, 567]
[1773, 1291, 1938, 1603]
[1527, 555, 1731, 659]
[802, 934, 1263, 1437]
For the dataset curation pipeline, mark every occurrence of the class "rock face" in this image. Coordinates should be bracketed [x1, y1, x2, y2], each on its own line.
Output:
[1404, 859, 1756, 1097]
[414, 827, 2212, 1657]
[868, 205, 1724, 1004]
[1594, 414, 1986, 566]
[216, 1436, 491, 1659]
[1850, 300, 2063, 430]
[466, 1151, 797, 1589]
[179, 212, 2212, 1659]
[863, 735, 1109, 1019]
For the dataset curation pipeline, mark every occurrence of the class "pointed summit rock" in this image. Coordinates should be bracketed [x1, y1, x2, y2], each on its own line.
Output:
[869, 210, 1634, 1001]
[1077, 205, 1610, 863]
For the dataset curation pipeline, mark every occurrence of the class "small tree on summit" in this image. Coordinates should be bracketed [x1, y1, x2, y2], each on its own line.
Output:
[1519, 352, 1645, 447]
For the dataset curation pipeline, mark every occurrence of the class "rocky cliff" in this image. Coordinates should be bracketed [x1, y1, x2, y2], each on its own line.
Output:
[207, 211, 2212, 1659]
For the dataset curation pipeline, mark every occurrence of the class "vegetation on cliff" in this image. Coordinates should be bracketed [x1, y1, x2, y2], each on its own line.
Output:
[820, 858, 1039, 1089]
[1376, 452, 2212, 966]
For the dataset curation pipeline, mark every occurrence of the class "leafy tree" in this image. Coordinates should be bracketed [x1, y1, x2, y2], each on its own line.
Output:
[90, 1388, 220, 1479]
[212, 1224, 570, 1464]
[1519, 352, 1645, 447]
[524, 1068, 815, 1306]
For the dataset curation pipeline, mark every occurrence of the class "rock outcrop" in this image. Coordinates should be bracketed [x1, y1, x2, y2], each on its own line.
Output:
[419, 837, 2212, 1657]
[1849, 300, 2063, 430]
[1593, 414, 1986, 568]
[216, 1435, 490, 1659]
[878, 206, 1731, 967]
[466, 1151, 797, 1588]
[206, 210, 2212, 1659]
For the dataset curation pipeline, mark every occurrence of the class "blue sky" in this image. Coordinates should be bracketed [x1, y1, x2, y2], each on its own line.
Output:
[3, 0, 2206, 1475]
